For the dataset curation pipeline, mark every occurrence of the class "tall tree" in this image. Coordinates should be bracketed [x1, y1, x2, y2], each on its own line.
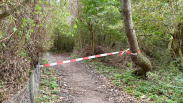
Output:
[168, 1, 183, 63]
[120, 0, 152, 77]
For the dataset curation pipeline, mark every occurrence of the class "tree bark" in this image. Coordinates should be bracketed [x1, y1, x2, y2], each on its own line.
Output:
[87, 22, 95, 55]
[90, 27, 95, 55]
[168, 1, 183, 63]
[120, 0, 152, 77]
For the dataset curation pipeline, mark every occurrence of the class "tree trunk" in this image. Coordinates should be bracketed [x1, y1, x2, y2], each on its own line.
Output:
[168, 1, 183, 63]
[87, 22, 95, 55]
[120, 0, 152, 77]
[90, 27, 95, 55]
[79, 33, 82, 48]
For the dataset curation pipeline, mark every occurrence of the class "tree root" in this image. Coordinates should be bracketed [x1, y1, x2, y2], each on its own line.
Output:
[131, 53, 152, 77]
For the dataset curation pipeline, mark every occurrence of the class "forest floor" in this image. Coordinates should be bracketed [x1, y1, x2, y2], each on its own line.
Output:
[40, 52, 146, 103]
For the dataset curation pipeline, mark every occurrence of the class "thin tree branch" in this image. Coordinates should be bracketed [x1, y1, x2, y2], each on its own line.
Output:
[0, 31, 15, 42]
[0, 20, 16, 42]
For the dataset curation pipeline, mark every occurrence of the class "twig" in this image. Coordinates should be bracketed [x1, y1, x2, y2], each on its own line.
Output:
[0, 20, 16, 42]
[0, 31, 15, 42]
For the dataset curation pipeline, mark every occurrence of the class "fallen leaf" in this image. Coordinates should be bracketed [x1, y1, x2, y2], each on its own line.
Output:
[140, 94, 146, 99]
[60, 97, 64, 99]
[146, 98, 151, 101]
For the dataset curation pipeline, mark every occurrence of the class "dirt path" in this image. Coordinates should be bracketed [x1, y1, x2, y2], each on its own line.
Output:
[46, 53, 143, 103]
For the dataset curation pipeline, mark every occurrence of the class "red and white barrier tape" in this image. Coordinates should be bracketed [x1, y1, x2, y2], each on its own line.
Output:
[39, 49, 140, 67]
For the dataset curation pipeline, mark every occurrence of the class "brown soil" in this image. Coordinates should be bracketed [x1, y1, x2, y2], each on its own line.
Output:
[46, 53, 145, 103]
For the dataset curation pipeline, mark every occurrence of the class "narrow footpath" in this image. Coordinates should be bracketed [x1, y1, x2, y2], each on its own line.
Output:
[46, 53, 143, 103]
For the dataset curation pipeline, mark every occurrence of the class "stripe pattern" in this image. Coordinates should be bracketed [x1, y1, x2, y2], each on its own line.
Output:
[39, 49, 140, 67]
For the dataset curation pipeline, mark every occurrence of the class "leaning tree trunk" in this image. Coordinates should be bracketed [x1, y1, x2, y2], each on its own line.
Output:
[120, 0, 152, 77]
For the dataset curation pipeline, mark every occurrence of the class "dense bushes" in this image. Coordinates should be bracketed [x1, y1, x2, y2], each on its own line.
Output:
[51, 32, 75, 52]
[0, 0, 56, 101]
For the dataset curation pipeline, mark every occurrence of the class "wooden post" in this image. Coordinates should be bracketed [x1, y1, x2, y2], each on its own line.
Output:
[29, 71, 35, 103]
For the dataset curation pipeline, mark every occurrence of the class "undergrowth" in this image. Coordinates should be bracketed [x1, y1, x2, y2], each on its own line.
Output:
[37, 57, 59, 103]
[0, 0, 56, 102]
[84, 59, 183, 103]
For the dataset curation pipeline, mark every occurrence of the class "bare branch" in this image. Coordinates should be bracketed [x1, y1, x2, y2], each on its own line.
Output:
[0, 20, 16, 42]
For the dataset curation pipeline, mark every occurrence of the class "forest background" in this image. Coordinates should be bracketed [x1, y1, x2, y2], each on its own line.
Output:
[0, 0, 183, 102]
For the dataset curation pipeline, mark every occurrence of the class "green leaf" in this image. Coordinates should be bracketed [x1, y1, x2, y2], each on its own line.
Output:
[0, 80, 4, 85]
[7, 0, 10, 4]
[74, 24, 77, 28]
[32, 24, 35, 27]
[13, 27, 17, 32]
[2, 43, 6, 47]
[75, 19, 79, 23]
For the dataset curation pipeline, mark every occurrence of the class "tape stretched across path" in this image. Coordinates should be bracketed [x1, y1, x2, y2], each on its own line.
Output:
[39, 49, 140, 67]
